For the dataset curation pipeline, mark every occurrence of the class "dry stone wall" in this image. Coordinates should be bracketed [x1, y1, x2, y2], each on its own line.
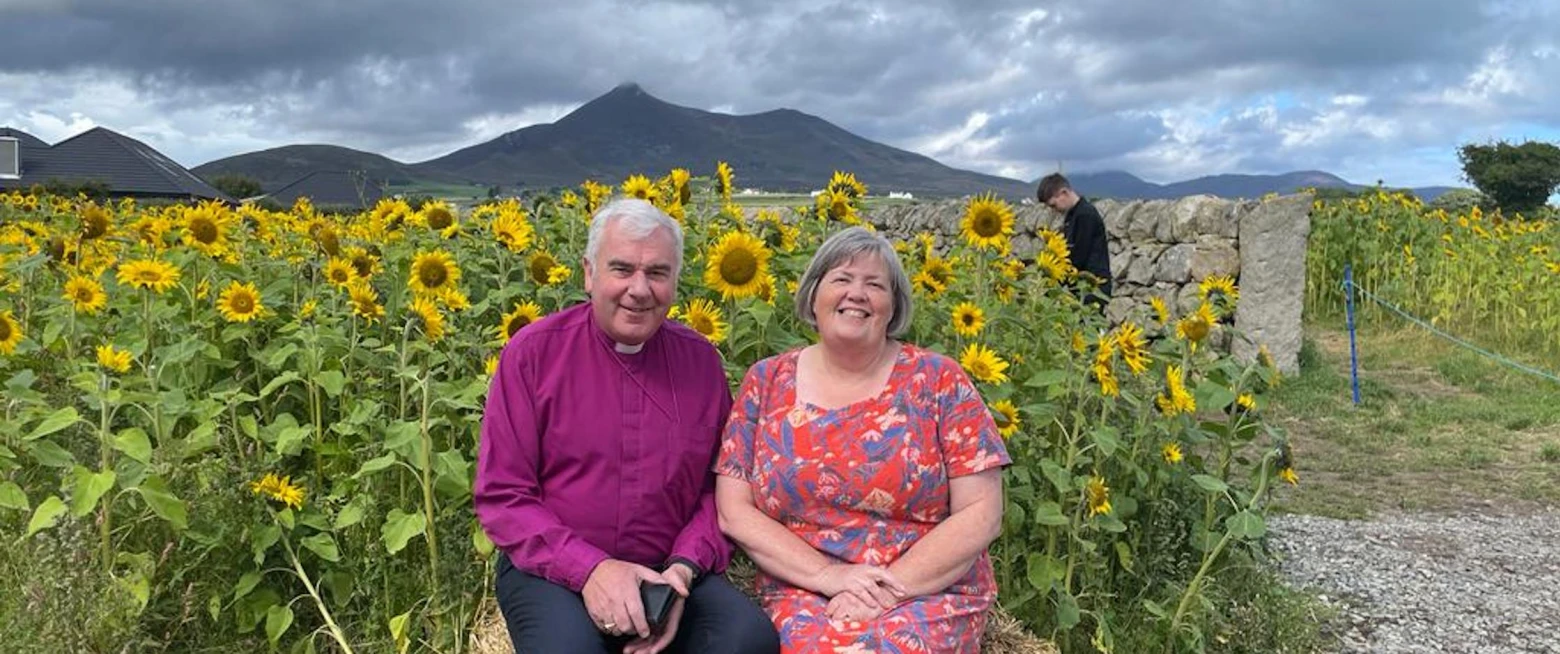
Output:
[860, 193, 1311, 373]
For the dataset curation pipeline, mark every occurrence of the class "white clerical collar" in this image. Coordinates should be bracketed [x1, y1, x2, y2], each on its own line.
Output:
[614, 341, 645, 354]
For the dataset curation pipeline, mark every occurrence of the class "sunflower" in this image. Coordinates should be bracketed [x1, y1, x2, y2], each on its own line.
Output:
[80, 203, 112, 240]
[1278, 467, 1299, 486]
[1236, 393, 1257, 412]
[116, 258, 182, 294]
[816, 190, 859, 224]
[582, 180, 613, 214]
[670, 168, 692, 205]
[1162, 442, 1184, 464]
[409, 250, 461, 297]
[1155, 365, 1197, 417]
[313, 223, 342, 257]
[757, 273, 777, 306]
[1114, 322, 1149, 375]
[249, 473, 306, 510]
[1086, 476, 1112, 517]
[704, 231, 772, 300]
[485, 354, 500, 377]
[715, 161, 735, 200]
[1092, 333, 1119, 397]
[63, 275, 108, 314]
[1175, 302, 1217, 347]
[960, 343, 1010, 385]
[1039, 229, 1071, 261]
[1150, 296, 1170, 325]
[546, 265, 572, 286]
[990, 399, 1020, 438]
[408, 297, 446, 342]
[343, 246, 382, 279]
[299, 299, 318, 320]
[217, 281, 265, 323]
[559, 190, 581, 209]
[491, 209, 535, 253]
[181, 201, 233, 257]
[681, 298, 727, 343]
[1001, 258, 1025, 281]
[346, 282, 384, 323]
[924, 255, 955, 289]
[528, 251, 558, 286]
[950, 302, 985, 337]
[959, 193, 1014, 250]
[1071, 331, 1088, 354]
[827, 171, 868, 199]
[498, 301, 544, 341]
[0, 310, 22, 354]
[1199, 275, 1239, 318]
[96, 344, 133, 374]
[418, 201, 459, 237]
[1037, 252, 1073, 284]
[622, 174, 661, 204]
[323, 257, 357, 288]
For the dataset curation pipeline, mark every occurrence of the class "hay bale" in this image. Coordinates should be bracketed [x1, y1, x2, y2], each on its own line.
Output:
[470, 556, 1057, 653]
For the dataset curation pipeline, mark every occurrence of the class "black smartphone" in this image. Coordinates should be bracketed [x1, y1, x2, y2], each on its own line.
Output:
[640, 581, 675, 630]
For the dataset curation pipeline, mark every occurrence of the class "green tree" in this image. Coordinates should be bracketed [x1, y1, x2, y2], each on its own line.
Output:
[1456, 140, 1560, 216]
[209, 174, 265, 200]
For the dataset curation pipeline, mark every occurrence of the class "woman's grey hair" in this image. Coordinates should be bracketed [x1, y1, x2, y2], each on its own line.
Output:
[795, 226, 914, 337]
[585, 198, 684, 272]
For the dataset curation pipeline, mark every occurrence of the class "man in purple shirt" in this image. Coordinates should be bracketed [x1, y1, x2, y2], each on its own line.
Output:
[476, 198, 778, 654]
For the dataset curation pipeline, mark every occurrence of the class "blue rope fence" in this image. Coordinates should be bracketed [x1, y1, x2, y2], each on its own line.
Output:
[1340, 264, 1560, 405]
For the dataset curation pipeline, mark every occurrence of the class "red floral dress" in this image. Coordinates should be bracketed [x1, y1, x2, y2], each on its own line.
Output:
[716, 343, 1011, 653]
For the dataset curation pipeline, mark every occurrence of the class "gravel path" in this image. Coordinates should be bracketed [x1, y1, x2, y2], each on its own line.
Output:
[1269, 512, 1560, 654]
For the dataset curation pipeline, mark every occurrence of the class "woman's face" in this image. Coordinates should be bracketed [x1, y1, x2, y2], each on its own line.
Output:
[812, 253, 894, 348]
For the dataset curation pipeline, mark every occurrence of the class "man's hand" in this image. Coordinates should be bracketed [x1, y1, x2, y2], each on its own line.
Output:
[661, 562, 696, 598]
[825, 591, 888, 623]
[622, 594, 686, 654]
[582, 559, 662, 639]
[813, 563, 906, 609]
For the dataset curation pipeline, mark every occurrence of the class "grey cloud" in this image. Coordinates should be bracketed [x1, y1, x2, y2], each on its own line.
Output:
[0, 0, 1555, 186]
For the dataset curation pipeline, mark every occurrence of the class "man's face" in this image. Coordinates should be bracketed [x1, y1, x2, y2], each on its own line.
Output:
[583, 220, 679, 345]
[1043, 188, 1077, 213]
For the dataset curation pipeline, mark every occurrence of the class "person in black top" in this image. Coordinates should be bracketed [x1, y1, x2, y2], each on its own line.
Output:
[1036, 173, 1112, 308]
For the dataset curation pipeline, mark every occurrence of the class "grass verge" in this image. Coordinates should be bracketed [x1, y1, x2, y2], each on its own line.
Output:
[1266, 321, 1560, 518]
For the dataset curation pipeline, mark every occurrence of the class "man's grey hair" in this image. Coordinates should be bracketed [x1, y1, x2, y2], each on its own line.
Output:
[584, 198, 684, 272]
[795, 226, 914, 337]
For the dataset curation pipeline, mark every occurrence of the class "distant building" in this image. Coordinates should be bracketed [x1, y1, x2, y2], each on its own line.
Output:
[256, 170, 384, 211]
[0, 126, 231, 201]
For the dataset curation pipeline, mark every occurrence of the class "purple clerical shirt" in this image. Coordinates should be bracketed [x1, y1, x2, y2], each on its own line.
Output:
[474, 302, 734, 592]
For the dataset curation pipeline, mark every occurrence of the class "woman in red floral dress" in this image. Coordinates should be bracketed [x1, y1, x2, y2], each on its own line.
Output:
[716, 227, 1010, 653]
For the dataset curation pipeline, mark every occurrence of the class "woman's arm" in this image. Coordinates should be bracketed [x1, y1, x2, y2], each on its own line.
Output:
[885, 469, 1004, 598]
[716, 475, 903, 603]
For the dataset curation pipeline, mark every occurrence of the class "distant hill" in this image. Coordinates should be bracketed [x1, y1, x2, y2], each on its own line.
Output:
[191, 84, 1462, 202]
[408, 83, 1034, 199]
[191, 144, 460, 193]
[1062, 169, 1457, 202]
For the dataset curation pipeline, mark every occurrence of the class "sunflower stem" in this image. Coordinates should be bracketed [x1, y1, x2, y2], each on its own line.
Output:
[417, 350, 442, 608]
[98, 371, 114, 573]
[142, 289, 164, 444]
[281, 531, 356, 654]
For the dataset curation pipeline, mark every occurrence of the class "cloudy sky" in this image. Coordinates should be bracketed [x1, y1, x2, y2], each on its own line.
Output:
[2, 0, 1557, 188]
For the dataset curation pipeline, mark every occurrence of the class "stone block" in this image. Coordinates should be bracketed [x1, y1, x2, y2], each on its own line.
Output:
[1154, 244, 1197, 283]
[1190, 239, 1241, 280]
[1232, 193, 1311, 374]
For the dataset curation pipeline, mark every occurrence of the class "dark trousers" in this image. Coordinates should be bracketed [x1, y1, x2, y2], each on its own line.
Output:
[496, 555, 779, 654]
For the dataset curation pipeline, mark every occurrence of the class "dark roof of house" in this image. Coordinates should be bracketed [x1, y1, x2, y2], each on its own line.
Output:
[0, 127, 49, 149]
[262, 170, 384, 209]
[0, 126, 231, 201]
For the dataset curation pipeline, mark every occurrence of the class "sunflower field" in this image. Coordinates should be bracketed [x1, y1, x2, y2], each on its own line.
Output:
[1, 168, 1291, 653]
[1306, 189, 1560, 365]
